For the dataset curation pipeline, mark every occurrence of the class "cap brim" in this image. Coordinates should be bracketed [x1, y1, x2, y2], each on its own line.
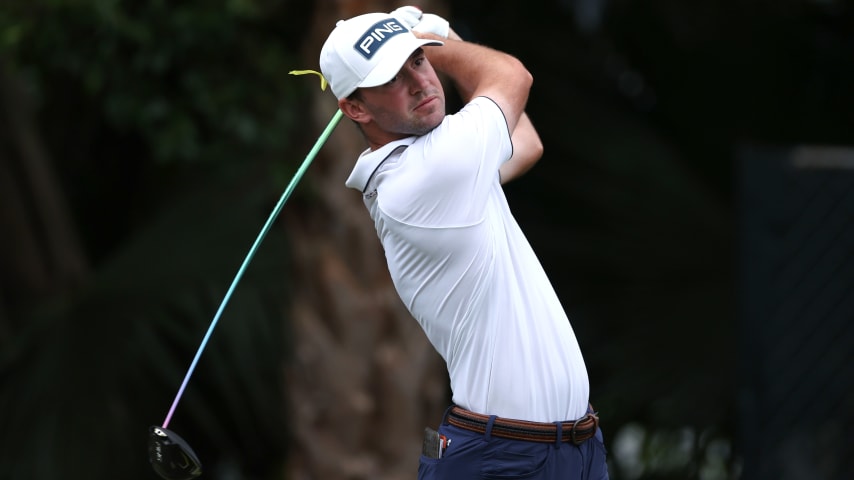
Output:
[358, 38, 443, 90]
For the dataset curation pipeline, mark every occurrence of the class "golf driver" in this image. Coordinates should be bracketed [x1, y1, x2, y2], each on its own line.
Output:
[149, 107, 344, 480]
[149, 426, 202, 480]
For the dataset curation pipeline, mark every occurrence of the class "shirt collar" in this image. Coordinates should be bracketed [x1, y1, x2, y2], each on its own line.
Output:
[345, 136, 417, 192]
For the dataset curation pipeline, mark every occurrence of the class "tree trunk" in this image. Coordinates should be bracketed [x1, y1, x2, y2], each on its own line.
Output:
[0, 64, 89, 338]
[284, 2, 450, 479]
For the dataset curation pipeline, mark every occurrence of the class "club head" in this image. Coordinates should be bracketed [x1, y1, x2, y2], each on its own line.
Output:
[148, 426, 202, 480]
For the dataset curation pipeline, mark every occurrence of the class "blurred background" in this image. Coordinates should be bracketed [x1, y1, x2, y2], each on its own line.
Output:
[1, 1, 852, 479]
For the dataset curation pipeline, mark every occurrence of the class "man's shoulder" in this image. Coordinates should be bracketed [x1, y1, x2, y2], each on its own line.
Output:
[426, 96, 508, 147]
[469, 95, 504, 112]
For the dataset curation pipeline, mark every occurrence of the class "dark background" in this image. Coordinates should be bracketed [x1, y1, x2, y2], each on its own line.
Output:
[1, 1, 852, 479]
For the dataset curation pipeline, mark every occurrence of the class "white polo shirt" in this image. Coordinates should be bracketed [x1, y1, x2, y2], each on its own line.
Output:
[345, 97, 590, 422]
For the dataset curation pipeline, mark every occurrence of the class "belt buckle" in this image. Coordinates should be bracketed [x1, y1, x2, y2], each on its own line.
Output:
[569, 417, 583, 445]
[569, 412, 598, 445]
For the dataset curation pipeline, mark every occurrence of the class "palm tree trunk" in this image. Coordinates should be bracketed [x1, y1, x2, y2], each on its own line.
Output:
[0, 64, 89, 337]
[284, 2, 450, 479]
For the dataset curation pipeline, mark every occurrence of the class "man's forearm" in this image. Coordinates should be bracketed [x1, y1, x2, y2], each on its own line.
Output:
[420, 34, 529, 101]
[415, 31, 531, 133]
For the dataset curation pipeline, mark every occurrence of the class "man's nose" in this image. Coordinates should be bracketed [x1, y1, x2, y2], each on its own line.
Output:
[407, 69, 430, 94]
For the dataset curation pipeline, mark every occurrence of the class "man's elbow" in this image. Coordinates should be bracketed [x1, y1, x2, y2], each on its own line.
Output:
[523, 129, 544, 168]
[515, 58, 534, 93]
[531, 137, 544, 163]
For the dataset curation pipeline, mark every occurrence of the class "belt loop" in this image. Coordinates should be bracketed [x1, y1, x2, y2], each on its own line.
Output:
[484, 415, 497, 442]
[553, 421, 563, 449]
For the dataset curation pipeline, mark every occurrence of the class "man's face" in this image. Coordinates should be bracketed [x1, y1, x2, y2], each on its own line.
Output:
[356, 48, 446, 138]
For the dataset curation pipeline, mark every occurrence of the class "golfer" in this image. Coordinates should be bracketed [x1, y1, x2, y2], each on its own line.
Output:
[319, 8, 609, 479]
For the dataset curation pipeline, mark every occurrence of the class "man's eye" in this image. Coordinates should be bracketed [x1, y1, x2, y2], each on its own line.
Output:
[386, 75, 398, 85]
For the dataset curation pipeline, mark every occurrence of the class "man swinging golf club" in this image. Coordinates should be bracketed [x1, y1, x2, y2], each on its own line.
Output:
[319, 7, 609, 479]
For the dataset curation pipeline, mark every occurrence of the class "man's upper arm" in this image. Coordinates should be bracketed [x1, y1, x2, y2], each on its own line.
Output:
[471, 60, 532, 135]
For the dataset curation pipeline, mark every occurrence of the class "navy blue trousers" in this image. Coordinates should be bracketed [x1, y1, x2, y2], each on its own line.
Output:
[418, 410, 609, 480]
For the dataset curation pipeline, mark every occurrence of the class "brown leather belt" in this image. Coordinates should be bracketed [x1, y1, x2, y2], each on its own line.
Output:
[447, 405, 599, 445]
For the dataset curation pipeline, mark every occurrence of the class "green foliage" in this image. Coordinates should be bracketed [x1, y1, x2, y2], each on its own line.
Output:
[0, 166, 293, 480]
[2, 0, 311, 165]
[0, 2, 314, 478]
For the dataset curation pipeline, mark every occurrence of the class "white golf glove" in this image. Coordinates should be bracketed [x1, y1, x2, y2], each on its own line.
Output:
[390, 5, 450, 38]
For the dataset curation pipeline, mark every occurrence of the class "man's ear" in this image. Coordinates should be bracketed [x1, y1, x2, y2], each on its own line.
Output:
[338, 97, 370, 124]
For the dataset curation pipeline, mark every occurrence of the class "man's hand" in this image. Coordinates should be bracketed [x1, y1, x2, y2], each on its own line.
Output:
[390, 6, 450, 38]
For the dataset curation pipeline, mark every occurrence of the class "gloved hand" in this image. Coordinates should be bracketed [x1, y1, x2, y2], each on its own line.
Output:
[390, 5, 450, 38]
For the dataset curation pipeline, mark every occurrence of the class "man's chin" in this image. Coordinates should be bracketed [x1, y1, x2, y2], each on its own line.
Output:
[411, 118, 443, 136]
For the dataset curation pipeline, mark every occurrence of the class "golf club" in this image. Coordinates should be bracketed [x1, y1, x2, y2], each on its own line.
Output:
[149, 426, 203, 480]
[149, 108, 344, 480]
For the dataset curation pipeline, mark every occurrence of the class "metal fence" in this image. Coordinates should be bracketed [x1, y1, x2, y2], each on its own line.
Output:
[738, 145, 854, 480]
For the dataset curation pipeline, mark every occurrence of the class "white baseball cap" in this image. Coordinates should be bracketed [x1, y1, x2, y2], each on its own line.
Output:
[319, 13, 443, 100]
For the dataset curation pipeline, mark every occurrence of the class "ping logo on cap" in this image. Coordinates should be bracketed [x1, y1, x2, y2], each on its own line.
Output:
[354, 18, 406, 60]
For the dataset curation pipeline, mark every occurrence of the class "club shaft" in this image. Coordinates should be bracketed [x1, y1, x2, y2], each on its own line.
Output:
[162, 109, 344, 428]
